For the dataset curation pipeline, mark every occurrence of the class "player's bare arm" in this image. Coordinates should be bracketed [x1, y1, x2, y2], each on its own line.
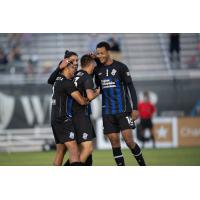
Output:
[71, 91, 89, 105]
[86, 87, 100, 101]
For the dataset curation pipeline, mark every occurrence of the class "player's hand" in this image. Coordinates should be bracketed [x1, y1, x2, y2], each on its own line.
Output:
[59, 59, 72, 70]
[88, 52, 97, 59]
[131, 110, 139, 121]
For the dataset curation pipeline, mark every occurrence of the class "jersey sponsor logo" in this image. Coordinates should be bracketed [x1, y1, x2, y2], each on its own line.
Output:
[82, 132, 88, 140]
[69, 132, 75, 139]
[111, 69, 117, 76]
[101, 79, 116, 89]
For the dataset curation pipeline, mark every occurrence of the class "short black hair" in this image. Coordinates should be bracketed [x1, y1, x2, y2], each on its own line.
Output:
[96, 41, 110, 50]
[81, 54, 95, 68]
[64, 50, 78, 58]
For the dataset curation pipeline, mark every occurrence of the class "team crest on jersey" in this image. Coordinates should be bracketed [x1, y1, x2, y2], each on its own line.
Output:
[69, 132, 75, 139]
[82, 132, 88, 140]
[111, 69, 117, 76]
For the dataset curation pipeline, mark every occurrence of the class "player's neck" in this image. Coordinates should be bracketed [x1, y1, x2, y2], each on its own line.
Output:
[105, 57, 113, 66]
[82, 67, 91, 75]
[62, 71, 71, 80]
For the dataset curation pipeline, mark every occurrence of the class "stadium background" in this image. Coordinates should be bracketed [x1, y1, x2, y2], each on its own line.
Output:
[0, 33, 200, 165]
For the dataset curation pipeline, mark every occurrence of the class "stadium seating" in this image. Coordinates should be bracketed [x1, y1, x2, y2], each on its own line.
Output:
[0, 33, 199, 76]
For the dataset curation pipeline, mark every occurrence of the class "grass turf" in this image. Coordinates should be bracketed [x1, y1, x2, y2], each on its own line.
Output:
[0, 147, 200, 166]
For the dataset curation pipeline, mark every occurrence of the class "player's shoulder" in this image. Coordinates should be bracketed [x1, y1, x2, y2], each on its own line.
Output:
[113, 60, 128, 72]
[62, 77, 74, 87]
[76, 70, 91, 80]
[113, 60, 127, 67]
[75, 70, 85, 77]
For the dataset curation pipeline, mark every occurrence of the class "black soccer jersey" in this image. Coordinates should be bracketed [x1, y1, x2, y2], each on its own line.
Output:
[94, 60, 135, 115]
[72, 70, 94, 115]
[51, 74, 77, 122]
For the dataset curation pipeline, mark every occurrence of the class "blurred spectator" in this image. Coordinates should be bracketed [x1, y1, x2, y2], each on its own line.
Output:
[21, 33, 33, 47]
[191, 100, 200, 116]
[8, 33, 22, 49]
[169, 33, 180, 68]
[87, 33, 100, 52]
[0, 47, 8, 65]
[24, 55, 38, 75]
[108, 36, 121, 52]
[107, 35, 122, 61]
[138, 91, 156, 148]
[7, 45, 22, 63]
[42, 61, 52, 74]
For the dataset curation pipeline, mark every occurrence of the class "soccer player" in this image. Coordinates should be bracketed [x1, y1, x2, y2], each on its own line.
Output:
[49, 51, 88, 166]
[138, 91, 156, 148]
[48, 51, 98, 165]
[72, 54, 100, 164]
[93, 41, 146, 166]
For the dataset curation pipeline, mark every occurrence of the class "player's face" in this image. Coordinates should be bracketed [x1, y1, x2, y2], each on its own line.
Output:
[68, 55, 78, 78]
[96, 47, 109, 64]
[68, 55, 78, 69]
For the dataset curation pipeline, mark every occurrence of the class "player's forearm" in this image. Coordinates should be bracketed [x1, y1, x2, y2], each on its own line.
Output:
[87, 89, 99, 101]
[127, 82, 138, 110]
[47, 67, 60, 85]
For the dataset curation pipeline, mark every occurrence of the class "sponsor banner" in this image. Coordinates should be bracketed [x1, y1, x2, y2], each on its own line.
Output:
[178, 117, 200, 147]
[152, 118, 178, 148]
[96, 117, 178, 149]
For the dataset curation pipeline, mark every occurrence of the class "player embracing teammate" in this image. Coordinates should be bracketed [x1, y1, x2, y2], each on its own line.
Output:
[48, 42, 146, 166]
[93, 42, 146, 166]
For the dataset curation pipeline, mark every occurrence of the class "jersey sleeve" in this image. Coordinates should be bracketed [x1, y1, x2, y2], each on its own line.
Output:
[47, 60, 62, 85]
[120, 64, 132, 84]
[120, 64, 138, 110]
[93, 66, 102, 91]
[84, 75, 94, 90]
[63, 80, 77, 95]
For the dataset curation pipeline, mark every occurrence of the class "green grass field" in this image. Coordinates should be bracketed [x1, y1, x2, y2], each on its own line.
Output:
[0, 147, 200, 166]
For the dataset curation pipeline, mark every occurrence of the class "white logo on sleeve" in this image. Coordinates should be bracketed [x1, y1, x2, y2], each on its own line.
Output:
[69, 132, 75, 139]
[82, 133, 88, 140]
[111, 69, 117, 76]
[126, 72, 130, 76]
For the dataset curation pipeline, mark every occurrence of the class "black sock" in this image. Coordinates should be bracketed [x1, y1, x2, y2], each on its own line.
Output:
[85, 154, 93, 166]
[112, 147, 125, 166]
[131, 143, 146, 166]
[63, 159, 70, 166]
[70, 162, 84, 166]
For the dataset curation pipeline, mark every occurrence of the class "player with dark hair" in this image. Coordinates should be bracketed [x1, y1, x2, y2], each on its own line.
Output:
[93, 41, 146, 166]
[71, 54, 100, 164]
[48, 50, 78, 85]
[49, 51, 88, 166]
[138, 91, 156, 148]
[48, 51, 98, 166]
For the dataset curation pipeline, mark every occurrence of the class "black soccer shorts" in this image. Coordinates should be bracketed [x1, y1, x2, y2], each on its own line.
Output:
[140, 118, 153, 129]
[72, 113, 96, 144]
[51, 117, 76, 144]
[102, 112, 135, 135]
